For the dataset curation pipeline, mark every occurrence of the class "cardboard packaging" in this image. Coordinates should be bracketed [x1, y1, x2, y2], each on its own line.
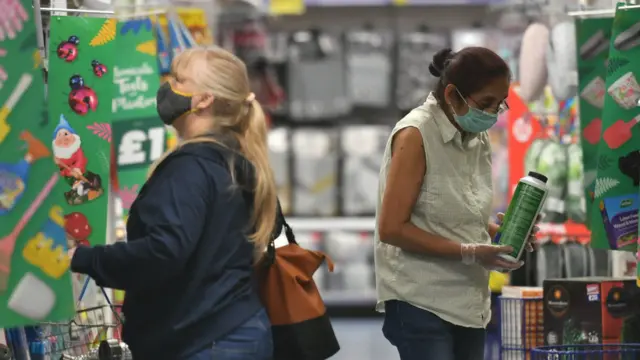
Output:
[500, 287, 543, 360]
[291, 129, 338, 216]
[543, 277, 640, 348]
[340, 125, 389, 216]
[267, 127, 291, 214]
[324, 231, 374, 292]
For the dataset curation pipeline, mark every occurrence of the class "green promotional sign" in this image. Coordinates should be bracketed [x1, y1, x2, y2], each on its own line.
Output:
[0, 0, 75, 327]
[575, 17, 614, 228]
[112, 18, 164, 216]
[48, 17, 113, 247]
[588, 5, 640, 252]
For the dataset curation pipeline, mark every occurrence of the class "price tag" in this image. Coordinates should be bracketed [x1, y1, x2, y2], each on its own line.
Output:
[269, 0, 305, 15]
[113, 117, 166, 170]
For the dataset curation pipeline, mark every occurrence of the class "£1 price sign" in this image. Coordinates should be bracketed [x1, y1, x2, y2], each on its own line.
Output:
[113, 117, 166, 170]
[112, 19, 164, 216]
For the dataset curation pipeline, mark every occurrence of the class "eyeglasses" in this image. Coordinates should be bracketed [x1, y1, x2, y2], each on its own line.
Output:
[468, 96, 510, 115]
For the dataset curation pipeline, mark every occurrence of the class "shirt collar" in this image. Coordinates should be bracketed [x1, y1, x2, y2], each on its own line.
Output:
[423, 92, 481, 147]
[424, 92, 458, 144]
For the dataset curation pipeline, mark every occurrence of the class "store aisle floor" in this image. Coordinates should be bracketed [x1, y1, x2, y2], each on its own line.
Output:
[330, 318, 400, 360]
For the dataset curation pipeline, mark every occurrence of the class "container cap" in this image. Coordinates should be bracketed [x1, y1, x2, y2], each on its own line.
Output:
[528, 171, 548, 183]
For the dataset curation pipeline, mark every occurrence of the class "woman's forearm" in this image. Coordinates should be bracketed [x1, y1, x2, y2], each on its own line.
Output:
[379, 222, 462, 260]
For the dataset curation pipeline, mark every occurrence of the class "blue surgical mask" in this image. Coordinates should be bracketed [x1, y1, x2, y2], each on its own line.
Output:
[451, 89, 499, 133]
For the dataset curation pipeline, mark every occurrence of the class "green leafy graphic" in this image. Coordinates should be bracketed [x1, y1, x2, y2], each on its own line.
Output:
[607, 56, 630, 76]
[598, 155, 612, 171]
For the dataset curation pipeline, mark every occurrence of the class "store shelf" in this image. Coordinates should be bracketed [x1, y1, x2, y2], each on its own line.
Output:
[303, 0, 504, 5]
[286, 217, 376, 231]
[284, 217, 589, 239]
[322, 289, 377, 306]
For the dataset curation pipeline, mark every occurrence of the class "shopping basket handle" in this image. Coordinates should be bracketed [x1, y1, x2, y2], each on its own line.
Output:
[0, 344, 11, 360]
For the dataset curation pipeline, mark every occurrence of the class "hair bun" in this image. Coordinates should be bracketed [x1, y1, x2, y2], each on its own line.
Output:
[430, 48, 454, 77]
[428, 62, 442, 77]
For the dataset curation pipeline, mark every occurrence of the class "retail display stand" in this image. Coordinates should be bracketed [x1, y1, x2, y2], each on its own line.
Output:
[0, 0, 215, 357]
[0, 0, 75, 329]
[570, 2, 640, 286]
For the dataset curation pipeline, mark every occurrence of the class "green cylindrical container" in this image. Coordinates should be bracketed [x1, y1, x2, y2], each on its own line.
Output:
[495, 171, 549, 263]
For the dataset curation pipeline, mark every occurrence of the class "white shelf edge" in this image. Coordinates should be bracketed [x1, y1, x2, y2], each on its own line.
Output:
[321, 289, 378, 306]
[285, 217, 376, 231]
[283, 217, 586, 236]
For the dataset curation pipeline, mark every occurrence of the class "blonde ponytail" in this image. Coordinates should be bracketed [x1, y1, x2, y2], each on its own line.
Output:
[150, 47, 278, 261]
[237, 100, 277, 259]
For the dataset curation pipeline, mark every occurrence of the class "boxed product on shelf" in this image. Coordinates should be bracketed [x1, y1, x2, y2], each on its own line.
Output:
[324, 231, 374, 292]
[340, 125, 390, 216]
[345, 29, 393, 108]
[291, 129, 339, 216]
[395, 30, 448, 111]
[500, 286, 543, 360]
[267, 127, 291, 214]
[286, 31, 351, 120]
[543, 277, 640, 347]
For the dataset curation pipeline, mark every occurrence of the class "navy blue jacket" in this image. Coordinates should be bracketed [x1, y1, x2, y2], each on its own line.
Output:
[71, 141, 262, 359]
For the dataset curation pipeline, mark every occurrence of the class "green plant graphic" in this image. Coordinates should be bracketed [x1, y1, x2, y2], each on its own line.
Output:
[607, 56, 630, 76]
[598, 155, 612, 170]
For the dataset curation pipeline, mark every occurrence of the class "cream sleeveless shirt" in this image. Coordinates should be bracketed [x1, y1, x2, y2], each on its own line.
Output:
[374, 93, 494, 328]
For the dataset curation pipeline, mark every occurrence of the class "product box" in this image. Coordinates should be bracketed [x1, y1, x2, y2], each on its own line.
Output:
[543, 277, 640, 347]
[500, 287, 543, 360]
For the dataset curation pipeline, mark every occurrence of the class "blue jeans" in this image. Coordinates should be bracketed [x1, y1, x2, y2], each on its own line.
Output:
[188, 308, 273, 360]
[382, 300, 485, 360]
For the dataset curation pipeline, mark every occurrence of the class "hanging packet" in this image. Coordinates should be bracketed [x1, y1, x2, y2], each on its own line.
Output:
[268, 128, 291, 214]
[395, 30, 447, 111]
[535, 140, 568, 223]
[524, 137, 547, 175]
[291, 129, 338, 215]
[156, 20, 171, 75]
[341, 125, 390, 215]
[547, 21, 578, 102]
[287, 30, 350, 120]
[566, 141, 587, 223]
[345, 28, 392, 108]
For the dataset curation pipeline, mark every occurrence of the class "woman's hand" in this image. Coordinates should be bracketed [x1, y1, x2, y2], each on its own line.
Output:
[495, 212, 541, 252]
[473, 244, 523, 271]
[68, 246, 76, 261]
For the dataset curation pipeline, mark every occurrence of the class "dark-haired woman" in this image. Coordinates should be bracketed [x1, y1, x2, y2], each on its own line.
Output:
[374, 47, 538, 360]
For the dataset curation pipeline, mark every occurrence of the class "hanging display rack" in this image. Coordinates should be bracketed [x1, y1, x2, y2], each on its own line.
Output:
[39, 7, 167, 15]
[567, 0, 640, 17]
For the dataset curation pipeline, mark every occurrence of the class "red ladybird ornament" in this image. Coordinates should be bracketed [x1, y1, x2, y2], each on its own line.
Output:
[91, 60, 107, 78]
[68, 74, 98, 116]
[57, 36, 80, 62]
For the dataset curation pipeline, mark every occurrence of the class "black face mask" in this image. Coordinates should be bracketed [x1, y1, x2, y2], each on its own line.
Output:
[156, 82, 193, 125]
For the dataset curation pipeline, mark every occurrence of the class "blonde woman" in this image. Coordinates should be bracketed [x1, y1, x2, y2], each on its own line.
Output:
[69, 47, 277, 360]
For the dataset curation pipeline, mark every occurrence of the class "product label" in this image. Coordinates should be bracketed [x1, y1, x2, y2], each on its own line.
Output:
[495, 182, 546, 259]
[586, 284, 600, 302]
[0, 170, 25, 212]
[599, 193, 639, 250]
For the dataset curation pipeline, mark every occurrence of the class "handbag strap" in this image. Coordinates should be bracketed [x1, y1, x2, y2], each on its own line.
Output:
[264, 201, 297, 266]
[173, 136, 292, 267]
